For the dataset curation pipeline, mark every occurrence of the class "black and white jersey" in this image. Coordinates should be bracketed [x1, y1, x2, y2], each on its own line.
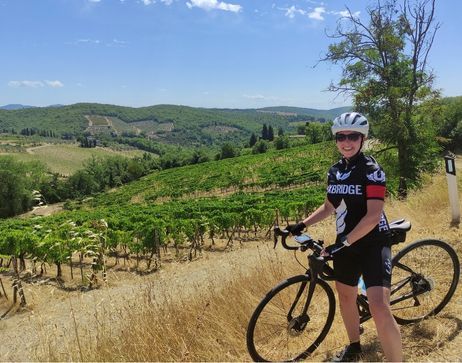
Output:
[327, 153, 390, 241]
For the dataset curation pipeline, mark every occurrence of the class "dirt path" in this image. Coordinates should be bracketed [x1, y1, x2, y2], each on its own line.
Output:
[25, 144, 49, 154]
[85, 115, 93, 127]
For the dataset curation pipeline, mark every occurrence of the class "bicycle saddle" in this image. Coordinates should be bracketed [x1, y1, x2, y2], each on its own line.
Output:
[389, 219, 412, 232]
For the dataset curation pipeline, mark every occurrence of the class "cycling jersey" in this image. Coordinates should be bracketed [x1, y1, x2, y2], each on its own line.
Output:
[327, 152, 392, 288]
[327, 152, 390, 241]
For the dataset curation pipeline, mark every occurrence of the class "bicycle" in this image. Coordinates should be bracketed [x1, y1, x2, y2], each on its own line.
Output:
[246, 219, 460, 362]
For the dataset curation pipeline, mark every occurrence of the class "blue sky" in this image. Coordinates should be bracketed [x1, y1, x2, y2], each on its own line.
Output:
[1, 0, 461, 109]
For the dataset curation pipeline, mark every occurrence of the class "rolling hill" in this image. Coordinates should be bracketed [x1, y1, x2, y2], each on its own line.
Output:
[0, 103, 350, 147]
[257, 106, 351, 119]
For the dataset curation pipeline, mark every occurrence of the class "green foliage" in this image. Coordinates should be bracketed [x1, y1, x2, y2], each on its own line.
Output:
[257, 106, 351, 120]
[249, 133, 257, 147]
[0, 103, 354, 154]
[0, 156, 49, 217]
[305, 122, 333, 144]
[219, 143, 239, 160]
[439, 96, 462, 151]
[274, 136, 289, 150]
[252, 140, 269, 154]
[0, 141, 401, 276]
[323, 0, 440, 195]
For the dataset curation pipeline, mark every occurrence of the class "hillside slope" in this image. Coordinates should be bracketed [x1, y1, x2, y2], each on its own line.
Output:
[0, 157, 460, 361]
[0, 103, 343, 147]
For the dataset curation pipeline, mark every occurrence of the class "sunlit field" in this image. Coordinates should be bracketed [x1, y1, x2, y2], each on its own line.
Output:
[3, 143, 147, 175]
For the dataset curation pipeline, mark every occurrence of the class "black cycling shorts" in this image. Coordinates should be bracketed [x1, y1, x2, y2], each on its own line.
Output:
[333, 237, 392, 289]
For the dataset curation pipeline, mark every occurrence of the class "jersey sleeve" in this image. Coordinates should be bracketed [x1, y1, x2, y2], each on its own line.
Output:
[365, 166, 386, 200]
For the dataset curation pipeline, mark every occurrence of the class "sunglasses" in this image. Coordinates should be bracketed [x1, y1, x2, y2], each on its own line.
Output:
[335, 133, 362, 142]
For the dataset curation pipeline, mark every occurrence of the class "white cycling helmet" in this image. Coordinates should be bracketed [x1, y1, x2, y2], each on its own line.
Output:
[331, 112, 369, 137]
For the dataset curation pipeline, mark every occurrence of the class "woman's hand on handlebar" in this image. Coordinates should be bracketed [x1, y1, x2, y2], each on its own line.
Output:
[322, 236, 350, 256]
[285, 222, 306, 236]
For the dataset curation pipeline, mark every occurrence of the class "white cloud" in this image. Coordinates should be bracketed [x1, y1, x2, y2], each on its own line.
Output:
[186, 0, 242, 13]
[333, 9, 360, 18]
[139, 0, 174, 5]
[8, 80, 64, 88]
[308, 6, 325, 20]
[107, 38, 128, 47]
[45, 80, 64, 88]
[283, 5, 306, 19]
[76, 38, 101, 45]
[279, 5, 327, 21]
[8, 80, 44, 88]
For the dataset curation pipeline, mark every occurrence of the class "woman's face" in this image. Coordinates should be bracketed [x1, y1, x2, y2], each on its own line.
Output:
[335, 131, 364, 159]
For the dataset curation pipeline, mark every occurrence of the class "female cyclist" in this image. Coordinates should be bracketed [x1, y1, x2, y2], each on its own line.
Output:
[287, 112, 403, 362]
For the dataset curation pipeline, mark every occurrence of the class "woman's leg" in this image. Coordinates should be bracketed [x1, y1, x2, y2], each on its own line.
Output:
[367, 286, 403, 362]
[335, 281, 361, 343]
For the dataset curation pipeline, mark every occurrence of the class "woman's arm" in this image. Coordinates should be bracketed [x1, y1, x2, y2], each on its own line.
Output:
[345, 199, 384, 245]
[302, 198, 335, 227]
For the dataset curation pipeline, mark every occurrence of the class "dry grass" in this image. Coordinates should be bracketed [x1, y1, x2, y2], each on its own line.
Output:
[2, 163, 461, 362]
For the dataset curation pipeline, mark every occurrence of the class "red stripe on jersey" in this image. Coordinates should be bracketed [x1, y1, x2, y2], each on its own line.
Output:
[366, 185, 386, 199]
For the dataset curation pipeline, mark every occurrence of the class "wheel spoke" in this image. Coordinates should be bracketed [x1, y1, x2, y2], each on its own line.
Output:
[247, 276, 335, 361]
[391, 239, 459, 324]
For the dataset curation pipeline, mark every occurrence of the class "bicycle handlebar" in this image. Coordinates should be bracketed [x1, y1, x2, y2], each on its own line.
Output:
[273, 226, 325, 256]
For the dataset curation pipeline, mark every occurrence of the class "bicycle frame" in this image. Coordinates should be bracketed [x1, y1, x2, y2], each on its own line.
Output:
[356, 260, 434, 323]
[275, 226, 433, 327]
[288, 253, 334, 324]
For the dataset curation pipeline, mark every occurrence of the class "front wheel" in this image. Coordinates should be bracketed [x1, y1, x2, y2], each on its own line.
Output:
[246, 274, 335, 362]
[391, 239, 460, 325]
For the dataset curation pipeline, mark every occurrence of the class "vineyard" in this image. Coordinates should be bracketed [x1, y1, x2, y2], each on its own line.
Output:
[0, 140, 401, 314]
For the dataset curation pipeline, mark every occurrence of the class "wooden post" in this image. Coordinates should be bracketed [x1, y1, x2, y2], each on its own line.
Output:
[444, 153, 460, 226]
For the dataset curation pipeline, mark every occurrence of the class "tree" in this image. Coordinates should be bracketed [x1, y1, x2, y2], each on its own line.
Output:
[249, 132, 257, 147]
[261, 124, 268, 140]
[275, 135, 289, 150]
[0, 157, 49, 217]
[439, 97, 462, 151]
[323, 0, 440, 197]
[268, 125, 275, 141]
[252, 140, 269, 154]
[220, 143, 237, 159]
[305, 122, 333, 144]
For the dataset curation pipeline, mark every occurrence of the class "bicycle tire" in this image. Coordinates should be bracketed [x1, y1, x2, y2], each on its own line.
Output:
[246, 274, 336, 362]
[391, 239, 460, 325]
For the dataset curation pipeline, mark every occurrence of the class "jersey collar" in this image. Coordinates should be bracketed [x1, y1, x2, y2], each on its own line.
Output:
[342, 152, 364, 168]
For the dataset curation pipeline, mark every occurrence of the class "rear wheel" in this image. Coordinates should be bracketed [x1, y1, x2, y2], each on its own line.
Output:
[391, 239, 460, 324]
[246, 275, 335, 362]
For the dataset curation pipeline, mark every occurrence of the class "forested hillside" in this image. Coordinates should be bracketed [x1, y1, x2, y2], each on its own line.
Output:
[257, 106, 350, 119]
[0, 103, 341, 147]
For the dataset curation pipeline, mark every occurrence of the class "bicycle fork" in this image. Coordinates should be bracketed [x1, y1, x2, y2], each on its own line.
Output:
[286, 255, 326, 335]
